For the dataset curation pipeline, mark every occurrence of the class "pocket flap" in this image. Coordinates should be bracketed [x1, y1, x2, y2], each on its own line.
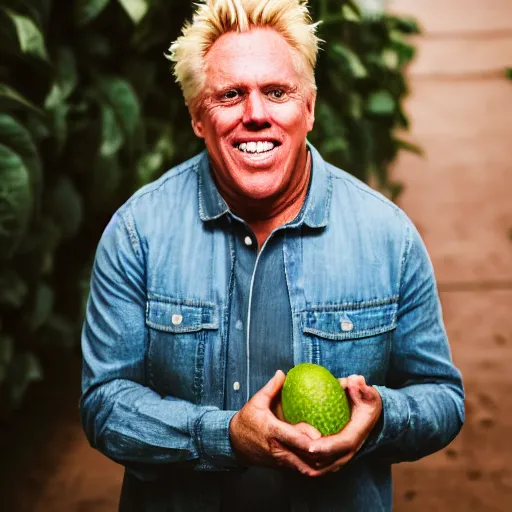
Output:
[302, 300, 397, 341]
[146, 296, 219, 333]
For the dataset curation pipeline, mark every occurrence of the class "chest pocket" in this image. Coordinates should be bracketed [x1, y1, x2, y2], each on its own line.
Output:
[146, 296, 219, 403]
[301, 299, 398, 384]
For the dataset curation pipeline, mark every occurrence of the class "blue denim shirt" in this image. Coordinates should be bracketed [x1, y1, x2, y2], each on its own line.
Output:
[221, 203, 295, 511]
[81, 144, 464, 511]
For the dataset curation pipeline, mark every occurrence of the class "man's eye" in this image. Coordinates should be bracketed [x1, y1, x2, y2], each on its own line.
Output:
[269, 89, 286, 100]
[223, 90, 239, 99]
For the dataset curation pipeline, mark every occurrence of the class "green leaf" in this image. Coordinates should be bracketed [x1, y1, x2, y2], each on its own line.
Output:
[100, 104, 124, 156]
[0, 83, 43, 115]
[389, 15, 421, 35]
[56, 47, 78, 99]
[24, 116, 51, 143]
[48, 100, 70, 153]
[45, 47, 78, 107]
[2, 8, 48, 60]
[96, 75, 141, 137]
[48, 177, 83, 239]
[0, 335, 14, 383]
[74, 0, 111, 26]
[341, 3, 361, 23]
[29, 282, 54, 331]
[0, 114, 42, 205]
[395, 138, 424, 156]
[44, 83, 69, 151]
[0, 143, 33, 257]
[136, 130, 174, 186]
[349, 93, 363, 119]
[330, 43, 367, 78]
[44, 83, 61, 110]
[5, 351, 43, 407]
[367, 90, 395, 115]
[118, 0, 148, 24]
[321, 137, 349, 155]
[357, 0, 384, 20]
[391, 31, 416, 65]
[506, 68, 512, 80]
[136, 151, 163, 187]
[0, 269, 28, 308]
[382, 48, 399, 70]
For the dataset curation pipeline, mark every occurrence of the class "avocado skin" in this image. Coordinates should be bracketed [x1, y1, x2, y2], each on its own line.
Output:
[282, 363, 351, 436]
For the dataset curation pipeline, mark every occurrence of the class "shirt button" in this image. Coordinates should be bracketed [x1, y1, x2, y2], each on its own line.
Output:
[171, 314, 183, 325]
[233, 381, 240, 391]
[244, 236, 253, 246]
[341, 319, 354, 332]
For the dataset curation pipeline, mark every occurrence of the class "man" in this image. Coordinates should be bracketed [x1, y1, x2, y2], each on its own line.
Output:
[80, 1, 464, 510]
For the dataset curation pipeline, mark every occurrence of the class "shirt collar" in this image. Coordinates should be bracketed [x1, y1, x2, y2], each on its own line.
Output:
[197, 142, 332, 228]
[197, 150, 230, 222]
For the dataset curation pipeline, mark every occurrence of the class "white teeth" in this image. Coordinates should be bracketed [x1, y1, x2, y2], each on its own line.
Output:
[236, 141, 276, 153]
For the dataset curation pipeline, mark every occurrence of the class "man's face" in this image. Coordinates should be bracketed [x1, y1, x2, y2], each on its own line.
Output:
[191, 28, 316, 204]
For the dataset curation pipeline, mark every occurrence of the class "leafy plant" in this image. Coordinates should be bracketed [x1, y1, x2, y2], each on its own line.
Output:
[0, 0, 420, 416]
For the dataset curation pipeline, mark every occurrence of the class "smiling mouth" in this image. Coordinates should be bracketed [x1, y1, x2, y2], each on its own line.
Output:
[234, 140, 281, 154]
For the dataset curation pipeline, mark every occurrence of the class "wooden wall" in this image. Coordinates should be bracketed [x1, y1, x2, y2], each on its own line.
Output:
[391, 1, 512, 510]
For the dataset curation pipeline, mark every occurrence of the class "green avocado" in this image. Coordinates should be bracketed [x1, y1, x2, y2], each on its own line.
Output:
[281, 363, 351, 436]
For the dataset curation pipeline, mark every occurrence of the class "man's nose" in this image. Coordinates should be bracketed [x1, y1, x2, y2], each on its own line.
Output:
[242, 91, 271, 128]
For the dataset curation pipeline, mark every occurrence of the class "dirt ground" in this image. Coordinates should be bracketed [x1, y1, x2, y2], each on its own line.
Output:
[1, 0, 512, 511]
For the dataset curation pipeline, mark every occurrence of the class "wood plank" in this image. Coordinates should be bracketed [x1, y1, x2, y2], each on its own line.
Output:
[393, 79, 512, 283]
[391, 0, 512, 35]
[394, 289, 512, 511]
[408, 36, 512, 76]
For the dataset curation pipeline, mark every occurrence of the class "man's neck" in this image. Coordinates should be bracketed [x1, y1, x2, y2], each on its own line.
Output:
[247, 152, 311, 249]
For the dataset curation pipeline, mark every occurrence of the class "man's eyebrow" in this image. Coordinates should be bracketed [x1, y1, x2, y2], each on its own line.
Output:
[211, 81, 297, 92]
[261, 81, 298, 91]
[207, 82, 245, 95]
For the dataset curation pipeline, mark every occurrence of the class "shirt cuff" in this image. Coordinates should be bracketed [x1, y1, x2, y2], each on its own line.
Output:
[195, 409, 238, 468]
[363, 385, 411, 452]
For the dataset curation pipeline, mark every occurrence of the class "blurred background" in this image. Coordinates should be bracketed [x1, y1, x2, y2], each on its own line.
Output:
[0, 0, 511, 510]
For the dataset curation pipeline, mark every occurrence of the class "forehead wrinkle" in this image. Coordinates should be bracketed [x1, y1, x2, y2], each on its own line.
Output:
[204, 29, 299, 78]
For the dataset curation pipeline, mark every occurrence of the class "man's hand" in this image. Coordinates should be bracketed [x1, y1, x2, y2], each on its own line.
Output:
[229, 370, 322, 474]
[304, 375, 383, 477]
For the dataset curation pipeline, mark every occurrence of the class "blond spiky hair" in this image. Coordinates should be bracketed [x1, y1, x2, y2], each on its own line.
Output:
[166, 0, 321, 112]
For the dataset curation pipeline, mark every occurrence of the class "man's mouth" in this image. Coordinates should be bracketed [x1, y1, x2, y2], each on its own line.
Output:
[234, 140, 281, 154]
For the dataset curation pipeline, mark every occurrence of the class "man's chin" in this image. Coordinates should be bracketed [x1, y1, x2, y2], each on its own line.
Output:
[233, 173, 285, 201]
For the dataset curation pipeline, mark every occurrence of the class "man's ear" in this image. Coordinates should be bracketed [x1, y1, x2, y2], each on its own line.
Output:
[191, 116, 204, 138]
[306, 92, 316, 132]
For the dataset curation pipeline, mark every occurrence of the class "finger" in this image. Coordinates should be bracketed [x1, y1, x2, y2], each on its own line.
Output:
[270, 440, 318, 476]
[308, 406, 372, 459]
[253, 370, 285, 407]
[274, 422, 317, 454]
[293, 422, 322, 441]
[307, 451, 355, 477]
[273, 399, 285, 421]
[338, 377, 348, 389]
[346, 374, 367, 389]
[346, 378, 380, 406]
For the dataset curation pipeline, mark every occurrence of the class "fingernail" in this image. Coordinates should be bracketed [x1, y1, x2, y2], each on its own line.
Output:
[309, 446, 315, 453]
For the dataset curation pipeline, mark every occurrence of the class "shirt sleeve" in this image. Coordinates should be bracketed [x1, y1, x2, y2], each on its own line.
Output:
[80, 207, 238, 474]
[359, 218, 465, 462]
